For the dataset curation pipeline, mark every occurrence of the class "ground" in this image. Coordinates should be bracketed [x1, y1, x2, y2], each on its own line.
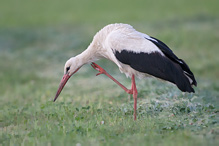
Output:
[0, 0, 218, 145]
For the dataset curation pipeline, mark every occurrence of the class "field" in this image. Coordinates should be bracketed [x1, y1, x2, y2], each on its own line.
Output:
[0, 0, 218, 145]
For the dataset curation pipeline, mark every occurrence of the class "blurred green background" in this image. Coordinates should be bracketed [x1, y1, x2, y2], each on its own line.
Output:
[1, 0, 218, 78]
[0, 0, 218, 145]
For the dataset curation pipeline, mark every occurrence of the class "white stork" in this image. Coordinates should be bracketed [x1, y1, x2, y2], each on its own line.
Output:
[53, 23, 197, 120]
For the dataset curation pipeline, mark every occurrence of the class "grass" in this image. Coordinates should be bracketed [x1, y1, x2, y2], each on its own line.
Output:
[0, 0, 218, 145]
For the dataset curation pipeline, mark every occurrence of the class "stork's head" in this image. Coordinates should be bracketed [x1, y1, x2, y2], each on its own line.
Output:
[64, 57, 81, 76]
[53, 57, 81, 102]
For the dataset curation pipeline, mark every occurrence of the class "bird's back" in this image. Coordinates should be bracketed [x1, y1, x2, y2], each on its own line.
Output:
[91, 23, 197, 93]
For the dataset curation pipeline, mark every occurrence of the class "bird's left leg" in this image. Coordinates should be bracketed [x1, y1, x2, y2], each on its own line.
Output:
[91, 62, 133, 94]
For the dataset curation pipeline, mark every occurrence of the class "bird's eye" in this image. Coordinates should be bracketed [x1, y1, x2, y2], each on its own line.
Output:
[66, 67, 70, 72]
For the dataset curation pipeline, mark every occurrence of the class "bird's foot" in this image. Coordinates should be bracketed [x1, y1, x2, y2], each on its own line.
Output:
[91, 62, 107, 76]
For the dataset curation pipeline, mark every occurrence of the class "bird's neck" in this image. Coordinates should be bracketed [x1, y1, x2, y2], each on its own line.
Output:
[75, 44, 100, 66]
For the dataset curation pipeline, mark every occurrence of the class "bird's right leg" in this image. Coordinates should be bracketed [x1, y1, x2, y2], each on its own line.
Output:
[91, 62, 133, 94]
[131, 75, 138, 121]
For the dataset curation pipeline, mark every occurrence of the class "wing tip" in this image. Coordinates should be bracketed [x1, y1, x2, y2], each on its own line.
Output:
[175, 70, 197, 93]
[180, 84, 196, 93]
[192, 80, 197, 87]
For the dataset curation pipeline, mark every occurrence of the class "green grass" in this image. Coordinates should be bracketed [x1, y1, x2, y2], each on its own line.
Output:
[0, 0, 218, 145]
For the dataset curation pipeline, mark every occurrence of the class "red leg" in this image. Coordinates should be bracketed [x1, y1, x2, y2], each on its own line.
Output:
[91, 62, 138, 120]
[131, 75, 138, 121]
[91, 62, 133, 94]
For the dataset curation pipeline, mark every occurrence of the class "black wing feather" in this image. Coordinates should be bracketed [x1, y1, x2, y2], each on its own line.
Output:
[146, 36, 197, 86]
[115, 50, 195, 93]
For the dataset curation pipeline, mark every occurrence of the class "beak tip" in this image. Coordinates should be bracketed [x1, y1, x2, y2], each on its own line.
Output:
[53, 95, 58, 102]
[53, 73, 71, 103]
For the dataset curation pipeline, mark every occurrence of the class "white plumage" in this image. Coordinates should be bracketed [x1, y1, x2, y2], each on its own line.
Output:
[65, 23, 163, 78]
[54, 23, 197, 120]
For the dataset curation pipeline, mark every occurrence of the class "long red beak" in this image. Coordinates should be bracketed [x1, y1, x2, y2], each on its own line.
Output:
[53, 74, 71, 102]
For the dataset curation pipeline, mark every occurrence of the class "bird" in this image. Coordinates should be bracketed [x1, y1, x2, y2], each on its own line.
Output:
[53, 23, 197, 120]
